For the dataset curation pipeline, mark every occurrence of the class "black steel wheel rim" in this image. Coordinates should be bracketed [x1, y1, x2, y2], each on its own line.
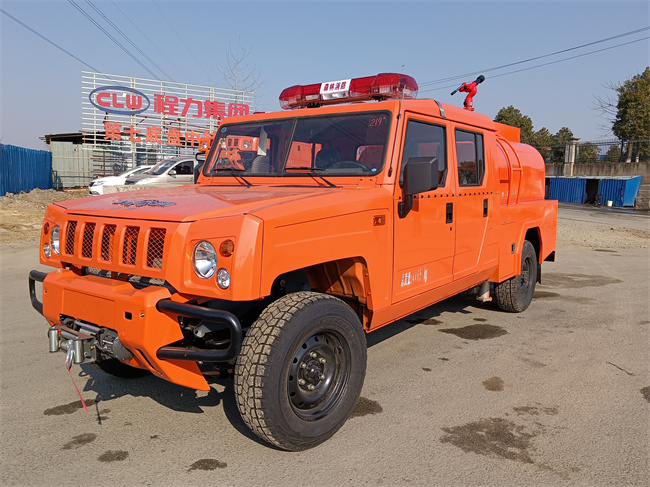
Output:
[287, 330, 351, 421]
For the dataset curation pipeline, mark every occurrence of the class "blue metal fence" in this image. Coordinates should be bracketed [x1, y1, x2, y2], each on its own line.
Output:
[548, 177, 586, 203]
[598, 177, 641, 207]
[0, 144, 53, 196]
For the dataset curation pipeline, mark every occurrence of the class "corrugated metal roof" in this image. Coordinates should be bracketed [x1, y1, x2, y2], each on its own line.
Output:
[546, 175, 642, 180]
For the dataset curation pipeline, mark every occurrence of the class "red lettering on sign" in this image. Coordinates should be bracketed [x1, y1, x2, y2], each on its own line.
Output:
[204, 100, 226, 120]
[146, 126, 162, 144]
[229, 103, 249, 117]
[97, 93, 111, 107]
[166, 128, 181, 146]
[126, 125, 142, 143]
[104, 122, 122, 140]
[112, 93, 124, 109]
[185, 130, 200, 147]
[181, 97, 203, 118]
[126, 94, 142, 110]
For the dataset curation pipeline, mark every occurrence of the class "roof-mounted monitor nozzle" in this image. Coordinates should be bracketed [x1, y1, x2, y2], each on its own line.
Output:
[451, 75, 485, 111]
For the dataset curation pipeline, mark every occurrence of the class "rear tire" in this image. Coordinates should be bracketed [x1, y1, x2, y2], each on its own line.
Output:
[92, 358, 151, 379]
[495, 240, 538, 313]
[234, 292, 367, 451]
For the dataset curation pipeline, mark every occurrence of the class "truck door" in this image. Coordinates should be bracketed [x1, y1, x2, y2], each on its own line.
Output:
[451, 128, 490, 280]
[392, 117, 455, 303]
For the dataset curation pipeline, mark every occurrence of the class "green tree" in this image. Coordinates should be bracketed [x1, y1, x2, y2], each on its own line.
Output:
[494, 106, 535, 144]
[604, 145, 622, 163]
[578, 142, 600, 164]
[596, 67, 650, 161]
[550, 127, 574, 163]
[532, 127, 554, 161]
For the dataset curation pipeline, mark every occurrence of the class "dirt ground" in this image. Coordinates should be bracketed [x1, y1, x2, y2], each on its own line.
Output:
[0, 188, 649, 248]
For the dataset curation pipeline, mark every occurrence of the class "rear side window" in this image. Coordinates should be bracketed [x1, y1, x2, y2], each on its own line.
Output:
[455, 129, 484, 186]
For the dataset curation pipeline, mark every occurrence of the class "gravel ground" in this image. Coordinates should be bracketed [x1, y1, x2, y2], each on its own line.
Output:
[1, 188, 649, 248]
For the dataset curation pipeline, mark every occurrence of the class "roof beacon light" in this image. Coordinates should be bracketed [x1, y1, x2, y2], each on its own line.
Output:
[279, 73, 418, 110]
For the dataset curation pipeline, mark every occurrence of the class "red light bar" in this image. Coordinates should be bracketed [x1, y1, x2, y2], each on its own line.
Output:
[279, 73, 418, 109]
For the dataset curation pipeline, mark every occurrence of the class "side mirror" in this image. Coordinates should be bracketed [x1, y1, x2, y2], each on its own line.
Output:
[168, 169, 177, 176]
[399, 157, 439, 218]
[195, 151, 206, 163]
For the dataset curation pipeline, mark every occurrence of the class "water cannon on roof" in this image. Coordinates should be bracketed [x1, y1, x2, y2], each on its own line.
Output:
[451, 75, 485, 111]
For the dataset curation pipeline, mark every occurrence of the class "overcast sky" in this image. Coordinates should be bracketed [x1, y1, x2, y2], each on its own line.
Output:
[1, 0, 648, 150]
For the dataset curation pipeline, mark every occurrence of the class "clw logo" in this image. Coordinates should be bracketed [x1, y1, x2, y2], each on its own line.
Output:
[89, 86, 151, 115]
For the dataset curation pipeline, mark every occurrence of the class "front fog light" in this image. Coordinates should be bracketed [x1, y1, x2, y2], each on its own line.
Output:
[193, 241, 217, 279]
[43, 243, 51, 258]
[217, 268, 231, 289]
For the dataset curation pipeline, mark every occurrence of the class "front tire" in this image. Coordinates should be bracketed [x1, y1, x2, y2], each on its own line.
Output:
[234, 292, 367, 451]
[494, 240, 538, 313]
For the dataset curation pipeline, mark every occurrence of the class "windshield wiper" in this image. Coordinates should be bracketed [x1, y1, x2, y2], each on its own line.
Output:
[285, 167, 336, 188]
[215, 167, 252, 187]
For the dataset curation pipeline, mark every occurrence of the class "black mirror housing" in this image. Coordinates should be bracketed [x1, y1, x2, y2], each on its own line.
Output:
[399, 157, 439, 218]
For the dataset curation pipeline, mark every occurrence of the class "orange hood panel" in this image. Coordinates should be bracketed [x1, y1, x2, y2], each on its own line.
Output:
[57, 185, 339, 222]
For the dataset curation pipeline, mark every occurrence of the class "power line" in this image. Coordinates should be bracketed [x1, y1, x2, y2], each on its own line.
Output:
[84, 0, 175, 82]
[67, 0, 161, 80]
[420, 35, 650, 94]
[420, 26, 650, 87]
[152, 1, 210, 82]
[108, 0, 186, 81]
[0, 7, 99, 71]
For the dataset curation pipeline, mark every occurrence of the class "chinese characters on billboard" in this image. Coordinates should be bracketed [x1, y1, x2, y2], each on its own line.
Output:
[82, 72, 254, 164]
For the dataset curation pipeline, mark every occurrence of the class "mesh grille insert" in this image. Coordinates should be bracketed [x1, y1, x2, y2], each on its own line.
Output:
[64, 221, 77, 255]
[81, 223, 95, 258]
[146, 228, 166, 269]
[122, 226, 140, 265]
[101, 225, 116, 262]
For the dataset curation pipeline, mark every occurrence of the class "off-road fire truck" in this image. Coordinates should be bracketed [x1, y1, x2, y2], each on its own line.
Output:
[30, 73, 557, 451]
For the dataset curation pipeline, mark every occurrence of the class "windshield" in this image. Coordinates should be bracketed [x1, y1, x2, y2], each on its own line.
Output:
[204, 112, 391, 178]
[149, 159, 178, 175]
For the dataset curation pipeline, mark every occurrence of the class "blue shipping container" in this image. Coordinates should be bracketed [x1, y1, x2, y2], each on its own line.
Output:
[0, 144, 53, 196]
[598, 177, 641, 207]
[548, 177, 586, 203]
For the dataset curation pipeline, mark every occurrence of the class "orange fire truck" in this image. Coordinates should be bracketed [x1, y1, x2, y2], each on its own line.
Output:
[30, 73, 556, 451]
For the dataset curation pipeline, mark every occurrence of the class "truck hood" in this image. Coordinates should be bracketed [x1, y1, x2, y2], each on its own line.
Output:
[57, 185, 354, 222]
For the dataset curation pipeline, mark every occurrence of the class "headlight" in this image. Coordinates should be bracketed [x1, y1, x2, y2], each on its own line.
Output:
[217, 268, 231, 289]
[51, 225, 60, 255]
[43, 243, 51, 258]
[89, 181, 103, 187]
[243, 140, 251, 149]
[192, 241, 217, 279]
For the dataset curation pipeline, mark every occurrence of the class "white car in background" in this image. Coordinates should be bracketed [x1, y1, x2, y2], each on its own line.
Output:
[88, 165, 153, 195]
[124, 157, 196, 188]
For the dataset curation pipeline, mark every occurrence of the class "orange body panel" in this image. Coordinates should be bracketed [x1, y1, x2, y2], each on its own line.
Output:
[35, 97, 556, 390]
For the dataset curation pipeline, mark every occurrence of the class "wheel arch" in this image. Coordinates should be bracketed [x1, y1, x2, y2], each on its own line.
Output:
[270, 257, 372, 328]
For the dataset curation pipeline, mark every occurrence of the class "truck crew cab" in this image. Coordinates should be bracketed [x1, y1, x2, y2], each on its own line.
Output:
[30, 73, 557, 451]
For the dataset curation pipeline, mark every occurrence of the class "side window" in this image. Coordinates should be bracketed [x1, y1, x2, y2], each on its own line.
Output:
[175, 160, 193, 175]
[455, 129, 484, 186]
[399, 120, 447, 187]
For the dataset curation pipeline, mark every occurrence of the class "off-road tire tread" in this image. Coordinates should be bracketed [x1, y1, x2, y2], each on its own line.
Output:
[494, 240, 537, 313]
[234, 291, 357, 450]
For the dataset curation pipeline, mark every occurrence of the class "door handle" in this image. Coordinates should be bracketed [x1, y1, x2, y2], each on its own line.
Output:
[483, 198, 488, 217]
[446, 202, 453, 224]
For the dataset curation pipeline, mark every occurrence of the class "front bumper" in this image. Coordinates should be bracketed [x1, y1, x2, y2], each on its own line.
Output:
[29, 269, 242, 391]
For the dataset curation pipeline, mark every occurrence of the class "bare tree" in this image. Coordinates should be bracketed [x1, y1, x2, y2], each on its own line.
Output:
[218, 38, 265, 105]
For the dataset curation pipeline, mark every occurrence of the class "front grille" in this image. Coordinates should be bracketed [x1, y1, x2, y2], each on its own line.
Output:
[60, 218, 170, 275]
